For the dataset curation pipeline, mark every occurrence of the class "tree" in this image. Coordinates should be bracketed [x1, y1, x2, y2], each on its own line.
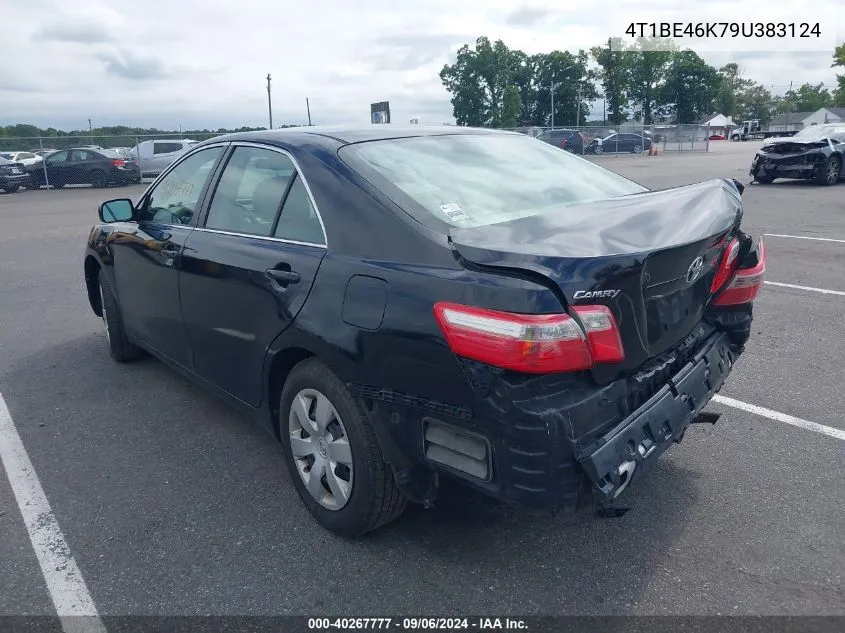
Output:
[715, 63, 754, 119]
[783, 82, 833, 112]
[590, 37, 632, 125]
[659, 50, 720, 123]
[439, 36, 524, 127]
[736, 83, 777, 124]
[832, 44, 845, 106]
[627, 38, 677, 124]
[533, 50, 597, 127]
[500, 85, 521, 128]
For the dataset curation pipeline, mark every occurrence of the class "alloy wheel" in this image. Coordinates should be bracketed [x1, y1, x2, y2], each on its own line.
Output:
[288, 388, 354, 510]
[828, 159, 841, 185]
[99, 283, 110, 345]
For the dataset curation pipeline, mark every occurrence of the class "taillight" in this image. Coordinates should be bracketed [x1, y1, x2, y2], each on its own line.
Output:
[111, 159, 125, 167]
[433, 302, 624, 374]
[713, 238, 766, 306]
[571, 305, 624, 363]
[710, 237, 741, 293]
[560, 139, 568, 148]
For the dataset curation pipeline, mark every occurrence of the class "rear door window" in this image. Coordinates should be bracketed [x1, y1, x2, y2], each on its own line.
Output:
[338, 133, 646, 229]
[204, 146, 296, 236]
[153, 142, 185, 155]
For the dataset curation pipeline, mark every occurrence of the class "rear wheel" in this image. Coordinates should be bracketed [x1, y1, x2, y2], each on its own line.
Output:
[815, 155, 842, 186]
[98, 275, 145, 362]
[632, 144, 643, 153]
[4, 184, 20, 193]
[90, 170, 108, 188]
[279, 359, 407, 536]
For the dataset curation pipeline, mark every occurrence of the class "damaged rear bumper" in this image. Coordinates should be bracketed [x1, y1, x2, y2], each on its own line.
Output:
[578, 330, 736, 501]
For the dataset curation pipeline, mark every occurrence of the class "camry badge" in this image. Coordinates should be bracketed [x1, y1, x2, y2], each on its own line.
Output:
[686, 256, 705, 284]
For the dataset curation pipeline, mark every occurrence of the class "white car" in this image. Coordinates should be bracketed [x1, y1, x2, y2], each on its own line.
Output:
[129, 139, 199, 178]
[0, 151, 44, 168]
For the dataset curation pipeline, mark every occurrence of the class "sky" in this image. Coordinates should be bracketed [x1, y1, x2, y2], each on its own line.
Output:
[2, 0, 844, 132]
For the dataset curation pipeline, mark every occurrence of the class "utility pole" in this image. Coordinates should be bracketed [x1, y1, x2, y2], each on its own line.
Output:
[550, 81, 555, 128]
[576, 85, 582, 127]
[88, 118, 93, 132]
[306, 98, 312, 126]
[266, 74, 273, 130]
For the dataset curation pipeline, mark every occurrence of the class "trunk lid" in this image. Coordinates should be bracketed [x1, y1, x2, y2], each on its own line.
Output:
[448, 178, 744, 381]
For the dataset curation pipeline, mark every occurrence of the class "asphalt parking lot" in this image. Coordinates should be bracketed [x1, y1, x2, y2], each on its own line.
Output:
[0, 140, 843, 622]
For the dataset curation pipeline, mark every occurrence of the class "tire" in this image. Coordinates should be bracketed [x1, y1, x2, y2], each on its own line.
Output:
[593, 145, 604, 155]
[755, 175, 774, 184]
[90, 170, 108, 188]
[815, 155, 842, 186]
[98, 274, 145, 362]
[632, 144, 643, 153]
[4, 184, 20, 193]
[279, 359, 407, 536]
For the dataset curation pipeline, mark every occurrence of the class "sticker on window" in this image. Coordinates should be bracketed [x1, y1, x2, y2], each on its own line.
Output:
[439, 202, 468, 222]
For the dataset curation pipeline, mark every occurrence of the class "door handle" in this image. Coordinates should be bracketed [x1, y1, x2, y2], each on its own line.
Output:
[266, 268, 301, 285]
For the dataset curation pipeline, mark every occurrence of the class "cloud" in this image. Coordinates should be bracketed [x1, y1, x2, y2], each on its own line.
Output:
[505, 6, 554, 27]
[36, 22, 115, 44]
[94, 50, 170, 80]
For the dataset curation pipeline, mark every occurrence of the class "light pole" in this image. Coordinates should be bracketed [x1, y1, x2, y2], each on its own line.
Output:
[550, 81, 561, 128]
[266, 74, 273, 129]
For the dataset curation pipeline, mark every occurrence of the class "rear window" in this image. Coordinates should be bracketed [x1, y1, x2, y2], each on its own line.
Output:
[98, 149, 124, 158]
[338, 133, 646, 228]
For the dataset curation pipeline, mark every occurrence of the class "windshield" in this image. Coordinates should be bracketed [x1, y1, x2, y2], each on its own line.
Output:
[792, 125, 845, 142]
[0, 153, 12, 160]
[338, 133, 647, 229]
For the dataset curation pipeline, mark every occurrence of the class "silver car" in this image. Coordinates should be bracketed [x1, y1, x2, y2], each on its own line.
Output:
[129, 139, 198, 178]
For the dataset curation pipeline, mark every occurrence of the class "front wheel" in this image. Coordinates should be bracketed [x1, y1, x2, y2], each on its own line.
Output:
[279, 359, 407, 536]
[98, 275, 145, 362]
[4, 184, 20, 193]
[815, 156, 842, 186]
[593, 145, 603, 155]
[755, 175, 775, 184]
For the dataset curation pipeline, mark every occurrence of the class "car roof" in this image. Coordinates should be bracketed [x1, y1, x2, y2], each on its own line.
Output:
[202, 125, 514, 150]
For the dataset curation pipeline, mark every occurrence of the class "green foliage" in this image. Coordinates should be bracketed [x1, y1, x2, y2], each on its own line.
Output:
[832, 44, 845, 106]
[627, 38, 677, 124]
[659, 50, 720, 123]
[589, 38, 632, 125]
[783, 82, 833, 112]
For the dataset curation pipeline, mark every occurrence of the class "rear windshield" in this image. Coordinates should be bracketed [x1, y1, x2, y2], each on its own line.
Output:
[99, 149, 124, 158]
[338, 133, 647, 228]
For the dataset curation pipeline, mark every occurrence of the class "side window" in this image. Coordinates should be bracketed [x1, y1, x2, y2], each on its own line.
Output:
[71, 150, 93, 162]
[204, 146, 295, 236]
[274, 175, 325, 245]
[140, 147, 223, 225]
[153, 142, 184, 155]
[46, 150, 69, 164]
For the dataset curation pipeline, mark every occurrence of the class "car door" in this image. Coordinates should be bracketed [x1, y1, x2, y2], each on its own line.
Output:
[151, 141, 187, 174]
[67, 149, 96, 183]
[42, 150, 70, 185]
[109, 144, 227, 367]
[179, 143, 327, 406]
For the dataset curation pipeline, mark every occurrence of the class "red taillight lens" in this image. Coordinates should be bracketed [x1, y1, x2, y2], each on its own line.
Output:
[710, 237, 740, 294]
[572, 305, 624, 363]
[111, 159, 125, 167]
[560, 139, 568, 148]
[713, 238, 766, 306]
[433, 302, 624, 374]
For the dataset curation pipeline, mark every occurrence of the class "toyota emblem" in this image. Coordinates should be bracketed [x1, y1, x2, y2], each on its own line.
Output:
[686, 256, 705, 284]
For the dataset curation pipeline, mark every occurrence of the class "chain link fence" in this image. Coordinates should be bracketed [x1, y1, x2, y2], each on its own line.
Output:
[504, 124, 715, 156]
[0, 132, 224, 191]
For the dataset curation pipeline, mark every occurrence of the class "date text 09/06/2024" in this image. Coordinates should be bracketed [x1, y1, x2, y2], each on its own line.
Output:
[625, 22, 822, 39]
[308, 618, 528, 630]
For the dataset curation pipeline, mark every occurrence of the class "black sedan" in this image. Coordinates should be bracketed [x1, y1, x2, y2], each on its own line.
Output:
[0, 156, 31, 192]
[84, 127, 765, 536]
[589, 132, 652, 154]
[32, 147, 141, 188]
[750, 123, 845, 185]
[535, 128, 586, 154]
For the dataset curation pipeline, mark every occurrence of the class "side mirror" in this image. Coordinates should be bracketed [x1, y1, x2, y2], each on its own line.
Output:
[99, 198, 134, 223]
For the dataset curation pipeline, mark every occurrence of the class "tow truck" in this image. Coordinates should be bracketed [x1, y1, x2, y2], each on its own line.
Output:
[730, 120, 797, 141]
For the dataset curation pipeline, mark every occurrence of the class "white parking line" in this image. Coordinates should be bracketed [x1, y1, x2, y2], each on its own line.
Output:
[763, 233, 845, 244]
[713, 395, 845, 441]
[0, 393, 106, 633]
[764, 281, 845, 296]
